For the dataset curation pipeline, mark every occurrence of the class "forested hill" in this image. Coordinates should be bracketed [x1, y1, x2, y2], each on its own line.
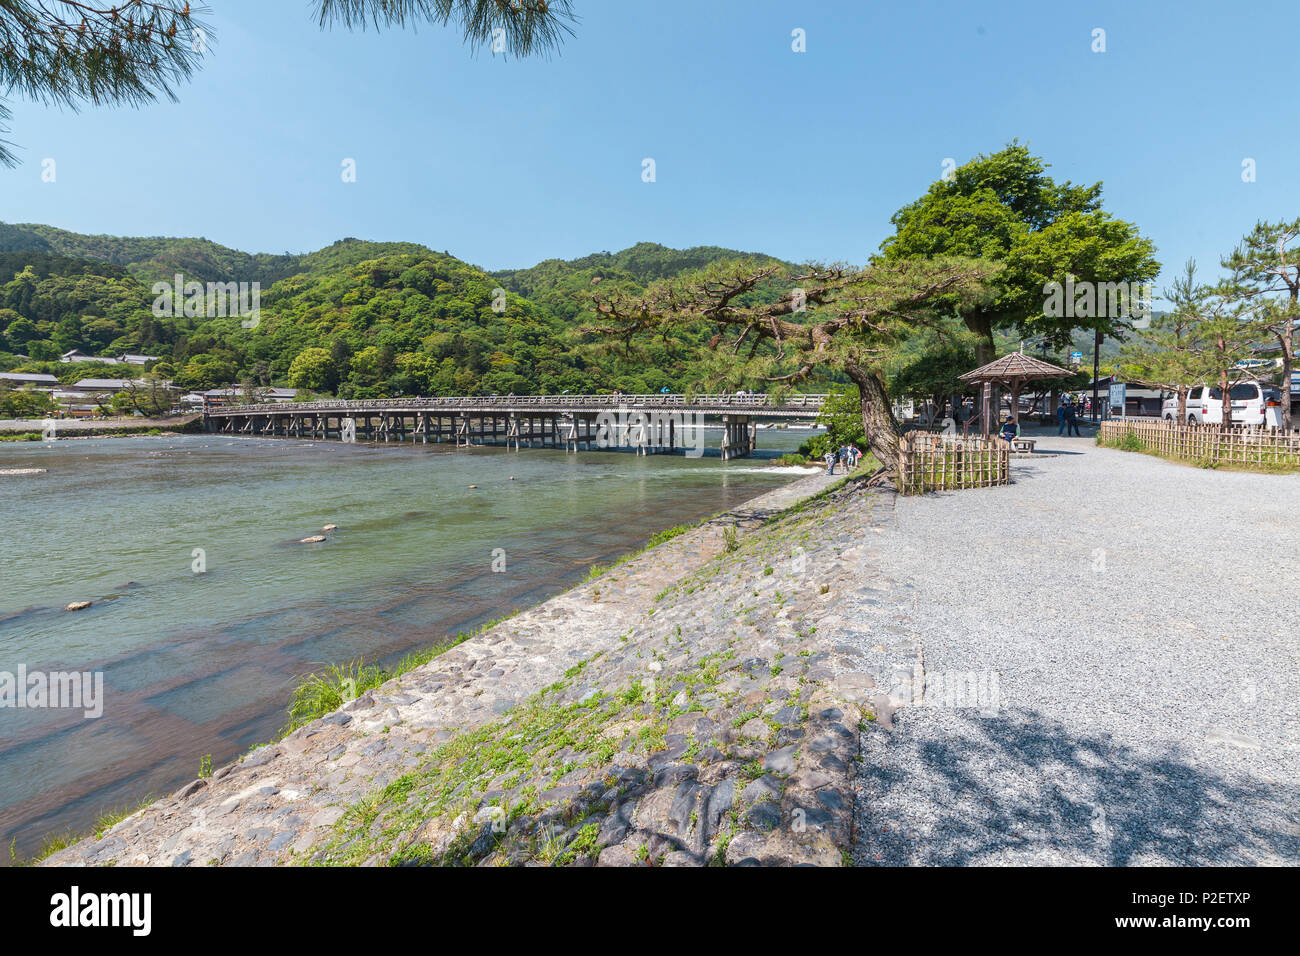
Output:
[0, 223, 433, 287]
[0, 225, 802, 398]
[492, 242, 789, 321]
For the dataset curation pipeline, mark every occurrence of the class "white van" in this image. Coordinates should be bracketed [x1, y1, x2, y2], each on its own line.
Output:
[1163, 382, 1283, 426]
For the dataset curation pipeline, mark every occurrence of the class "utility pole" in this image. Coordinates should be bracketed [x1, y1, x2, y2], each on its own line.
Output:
[1092, 328, 1102, 422]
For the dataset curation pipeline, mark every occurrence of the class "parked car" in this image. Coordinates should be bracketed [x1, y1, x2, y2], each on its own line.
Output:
[1163, 382, 1283, 426]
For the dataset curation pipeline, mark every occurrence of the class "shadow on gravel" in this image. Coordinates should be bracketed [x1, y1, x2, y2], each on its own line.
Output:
[855, 711, 1300, 866]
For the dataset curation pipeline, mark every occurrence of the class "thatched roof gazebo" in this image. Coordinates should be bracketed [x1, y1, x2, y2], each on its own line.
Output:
[959, 352, 1075, 436]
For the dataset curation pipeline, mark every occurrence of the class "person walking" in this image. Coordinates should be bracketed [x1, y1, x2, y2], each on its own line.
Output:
[824, 449, 836, 475]
[1065, 397, 1082, 437]
[1057, 399, 1067, 436]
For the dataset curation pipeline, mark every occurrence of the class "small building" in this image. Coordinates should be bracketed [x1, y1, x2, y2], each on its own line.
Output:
[69, 377, 137, 394]
[1087, 376, 1165, 417]
[0, 371, 60, 388]
[203, 386, 297, 407]
[117, 354, 160, 366]
[60, 350, 122, 365]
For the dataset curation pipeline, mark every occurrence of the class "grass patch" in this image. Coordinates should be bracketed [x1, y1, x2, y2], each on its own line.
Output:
[11, 795, 155, 866]
[583, 521, 699, 582]
[282, 614, 517, 736]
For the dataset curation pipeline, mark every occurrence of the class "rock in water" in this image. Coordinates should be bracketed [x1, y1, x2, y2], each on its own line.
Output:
[299, 535, 327, 544]
[322, 524, 338, 532]
[65, 601, 93, 611]
[468, 484, 478, 489]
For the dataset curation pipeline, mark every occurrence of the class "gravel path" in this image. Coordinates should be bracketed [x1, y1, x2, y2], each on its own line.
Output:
[851, 435, 1300, 865]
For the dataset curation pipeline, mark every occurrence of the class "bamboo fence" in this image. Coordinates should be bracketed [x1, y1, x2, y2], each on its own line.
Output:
[1099, 419, 1300, 469]
[898, 432, 1010, 494]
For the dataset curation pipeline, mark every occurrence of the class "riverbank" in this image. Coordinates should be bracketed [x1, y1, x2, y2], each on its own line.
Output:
[3, 434, 824, 859]
[0, 415, 201, 438]
[42, 468, 897, 866]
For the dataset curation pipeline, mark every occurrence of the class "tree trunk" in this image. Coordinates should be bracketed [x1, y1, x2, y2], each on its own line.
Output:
[844, 362, 901, 471]
[1219, 363, 1232, 426]
[1177, 386, 1188, 421]
[1279, 305, 1295, 431]
[965, 312, 996, 365]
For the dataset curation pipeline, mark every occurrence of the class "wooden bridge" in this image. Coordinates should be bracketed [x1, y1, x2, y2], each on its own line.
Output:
[203, 393, 828, 459]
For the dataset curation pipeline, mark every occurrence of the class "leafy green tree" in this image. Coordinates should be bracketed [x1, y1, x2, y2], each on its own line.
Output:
[287, 347, 339, 392]
[889, 338, 976, 422]
[0, 387, 52, 418]
[879, 144, 1159, 362]
[798, 386, 867, 459]
[174, 353, 236, 390]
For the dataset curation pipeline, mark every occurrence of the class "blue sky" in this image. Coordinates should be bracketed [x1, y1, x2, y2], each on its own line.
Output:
[2, 0, 1295, 288]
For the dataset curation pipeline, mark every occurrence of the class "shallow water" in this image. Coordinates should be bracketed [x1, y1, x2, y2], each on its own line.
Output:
[0, 428, 815, 855]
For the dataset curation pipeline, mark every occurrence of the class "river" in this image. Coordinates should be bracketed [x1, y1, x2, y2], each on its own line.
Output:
[0, 427, 821, 856]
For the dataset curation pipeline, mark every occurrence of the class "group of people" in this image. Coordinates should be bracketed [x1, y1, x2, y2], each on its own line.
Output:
[1056, 395, 1083, 436]
[823, 443, 862, 474]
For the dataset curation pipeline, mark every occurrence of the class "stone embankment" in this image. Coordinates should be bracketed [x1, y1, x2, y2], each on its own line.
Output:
[46, 469, 915, 867]
[0, 415, 200, 436]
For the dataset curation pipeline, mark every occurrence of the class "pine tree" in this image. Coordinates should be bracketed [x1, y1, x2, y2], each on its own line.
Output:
[592, 256, 994, 469]
[1221, 218, 1300, 429]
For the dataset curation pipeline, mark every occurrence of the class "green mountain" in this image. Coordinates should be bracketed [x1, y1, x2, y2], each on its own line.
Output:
[0, 222, 435, 287]
[492, 241, 788, 322]
[0, 226, 794, 398]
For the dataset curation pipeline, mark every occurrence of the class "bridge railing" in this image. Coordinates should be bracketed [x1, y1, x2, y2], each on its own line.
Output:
[205, 393, 829, 415]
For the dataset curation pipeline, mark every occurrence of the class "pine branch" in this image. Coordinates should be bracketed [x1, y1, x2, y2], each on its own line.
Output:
[313, 0, 576, 57]
[0, 0, 211, 166]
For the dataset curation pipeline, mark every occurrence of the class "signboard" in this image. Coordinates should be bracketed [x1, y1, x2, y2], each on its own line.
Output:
[1069, 350, 1082, 365]
[1108, 382, 1126, 418]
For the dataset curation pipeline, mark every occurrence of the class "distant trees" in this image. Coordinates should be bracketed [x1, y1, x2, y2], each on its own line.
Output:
[173, 353, 237, 391]
[0, 385, 51, 418]
[287, 348, 340, 392]
[110, 375, 172, 417]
